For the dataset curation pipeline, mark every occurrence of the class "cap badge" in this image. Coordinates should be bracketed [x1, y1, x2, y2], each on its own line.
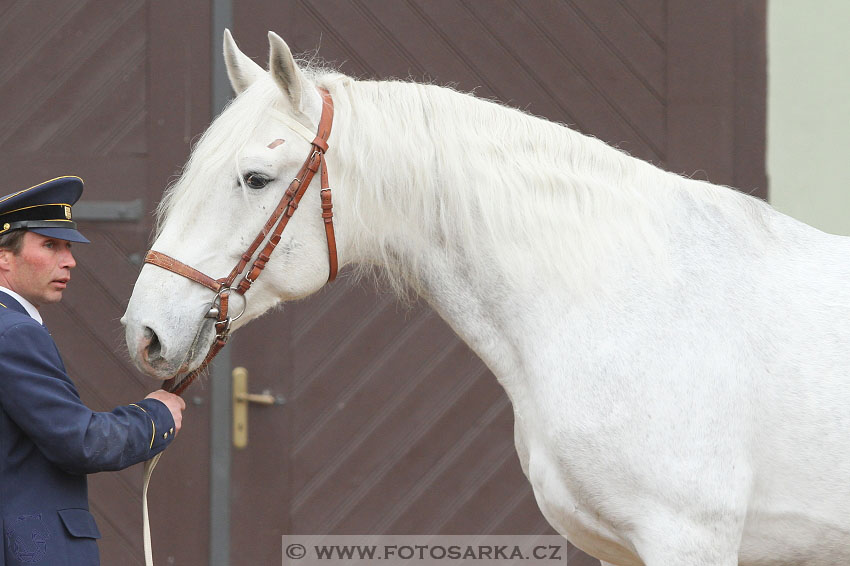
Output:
[64, 206, 72, 220]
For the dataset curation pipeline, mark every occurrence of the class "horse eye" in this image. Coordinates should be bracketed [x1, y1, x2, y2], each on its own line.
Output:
[243, 173, 271, 189]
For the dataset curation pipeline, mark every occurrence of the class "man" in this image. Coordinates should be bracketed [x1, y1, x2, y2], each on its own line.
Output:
[0, 176, 185, 566]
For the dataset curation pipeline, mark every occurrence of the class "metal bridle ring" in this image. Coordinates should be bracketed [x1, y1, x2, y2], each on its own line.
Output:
[205, 286, 248, 322]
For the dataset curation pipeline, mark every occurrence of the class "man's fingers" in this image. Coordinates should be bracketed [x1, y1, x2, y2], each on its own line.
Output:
[145, 389, 186, 434]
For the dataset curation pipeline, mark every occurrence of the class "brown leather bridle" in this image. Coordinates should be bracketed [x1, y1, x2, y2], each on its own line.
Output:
[143, 89, 337, 395]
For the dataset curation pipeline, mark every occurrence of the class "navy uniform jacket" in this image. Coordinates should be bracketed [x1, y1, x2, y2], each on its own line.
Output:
[0, 291, 175, 566]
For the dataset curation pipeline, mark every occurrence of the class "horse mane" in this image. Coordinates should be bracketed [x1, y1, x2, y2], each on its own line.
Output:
[157, 64, 774, 299]
[322, 74, 773, 298]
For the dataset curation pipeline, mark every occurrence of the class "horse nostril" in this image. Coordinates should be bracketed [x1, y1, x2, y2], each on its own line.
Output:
[143, 326, 162, 361]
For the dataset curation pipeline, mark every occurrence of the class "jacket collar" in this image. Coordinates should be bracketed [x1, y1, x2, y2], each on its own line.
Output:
[0, 287, 42, 323]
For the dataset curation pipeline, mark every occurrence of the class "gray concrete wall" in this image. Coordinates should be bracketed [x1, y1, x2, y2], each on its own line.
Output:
[768, 0, 850, 235]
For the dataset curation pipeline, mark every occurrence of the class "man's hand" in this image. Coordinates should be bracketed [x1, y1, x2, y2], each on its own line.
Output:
[145, 390, 186, 434]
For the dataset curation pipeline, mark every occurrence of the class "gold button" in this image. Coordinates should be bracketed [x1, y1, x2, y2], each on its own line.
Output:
[169, 427, 174, 434]
[163, 432, 169, 439]
[2, 223, 8, 231]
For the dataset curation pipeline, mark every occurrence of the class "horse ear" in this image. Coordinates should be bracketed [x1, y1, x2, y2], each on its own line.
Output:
[268, 31, 303, 112]
[223, 29, 265, 94]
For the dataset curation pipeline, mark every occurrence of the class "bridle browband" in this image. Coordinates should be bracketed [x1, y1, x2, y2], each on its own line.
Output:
[143, 88, 337, 395]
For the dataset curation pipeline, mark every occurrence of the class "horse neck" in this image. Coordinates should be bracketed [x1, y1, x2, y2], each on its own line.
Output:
[328, 79, 771, 377]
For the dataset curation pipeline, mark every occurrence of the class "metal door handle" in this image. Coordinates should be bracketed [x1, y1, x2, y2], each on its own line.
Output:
[232, 367, 282, 449]
[235, 391, 275, 405]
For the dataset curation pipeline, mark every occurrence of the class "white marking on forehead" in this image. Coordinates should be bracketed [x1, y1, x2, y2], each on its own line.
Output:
[267, 108, 316, 144]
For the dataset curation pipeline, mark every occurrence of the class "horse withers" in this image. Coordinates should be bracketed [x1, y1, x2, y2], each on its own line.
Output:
[123, 30, 850, 566]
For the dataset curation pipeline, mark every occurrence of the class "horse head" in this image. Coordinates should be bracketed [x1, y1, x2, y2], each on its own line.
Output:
[123, 31, 340, 379]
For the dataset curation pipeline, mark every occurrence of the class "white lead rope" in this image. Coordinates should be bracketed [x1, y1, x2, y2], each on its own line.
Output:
[143, 452, 164, 566]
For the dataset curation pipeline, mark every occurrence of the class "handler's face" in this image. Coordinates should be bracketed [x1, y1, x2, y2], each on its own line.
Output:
[4, 232, 76, 307]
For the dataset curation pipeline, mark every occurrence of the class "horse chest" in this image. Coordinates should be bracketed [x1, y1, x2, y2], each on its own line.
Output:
[513, 411, 642, 565]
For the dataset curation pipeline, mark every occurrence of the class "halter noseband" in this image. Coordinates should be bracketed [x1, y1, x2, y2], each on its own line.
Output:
[143, 89, 337, 395]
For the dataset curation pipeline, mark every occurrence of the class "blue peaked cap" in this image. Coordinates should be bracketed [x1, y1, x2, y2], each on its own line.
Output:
[0, 176, 90, 244]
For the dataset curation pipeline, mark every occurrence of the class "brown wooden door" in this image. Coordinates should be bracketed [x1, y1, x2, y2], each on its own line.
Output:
[1, 2, 765, 566]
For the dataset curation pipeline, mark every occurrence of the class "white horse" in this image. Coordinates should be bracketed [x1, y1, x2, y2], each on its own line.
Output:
[123, 31, 850, 566]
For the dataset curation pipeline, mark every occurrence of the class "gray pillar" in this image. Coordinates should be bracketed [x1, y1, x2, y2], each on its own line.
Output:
[210, 1, 233, 564]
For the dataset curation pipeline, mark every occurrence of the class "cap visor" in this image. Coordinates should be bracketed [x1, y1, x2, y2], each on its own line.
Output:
[29, 227, 91, 244]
